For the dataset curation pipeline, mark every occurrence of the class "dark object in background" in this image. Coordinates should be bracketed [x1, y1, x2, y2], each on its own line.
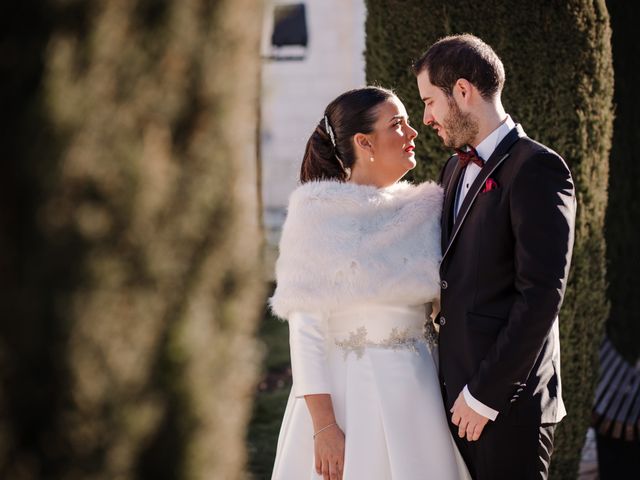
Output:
[271, 3, 307, 47]
[266, 3, 308, 61]
[592, 338, 640, 441]
[592, 337, 640, 478]
[604, 0, 640, 365]
[596, 434, 640, 479]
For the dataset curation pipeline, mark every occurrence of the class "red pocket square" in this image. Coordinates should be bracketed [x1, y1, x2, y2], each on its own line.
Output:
[482, 178, 499, 193]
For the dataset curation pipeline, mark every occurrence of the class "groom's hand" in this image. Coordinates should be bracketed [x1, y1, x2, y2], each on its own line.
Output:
[450, 392, 490, 442]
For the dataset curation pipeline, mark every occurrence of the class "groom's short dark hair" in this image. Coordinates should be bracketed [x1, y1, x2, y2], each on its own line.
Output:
[413, 34, 505, 100]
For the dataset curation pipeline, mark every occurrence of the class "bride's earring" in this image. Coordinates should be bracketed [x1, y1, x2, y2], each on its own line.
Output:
[370, 155, 375, 162]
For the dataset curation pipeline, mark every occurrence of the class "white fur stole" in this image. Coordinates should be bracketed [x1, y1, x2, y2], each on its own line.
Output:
[270, 180, 443, 320]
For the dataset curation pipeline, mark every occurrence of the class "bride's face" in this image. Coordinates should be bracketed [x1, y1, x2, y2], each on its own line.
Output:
[357, 97, 418, 185]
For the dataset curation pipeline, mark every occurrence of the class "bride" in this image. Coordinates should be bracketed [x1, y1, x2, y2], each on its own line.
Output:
[270, 86, 470, 480]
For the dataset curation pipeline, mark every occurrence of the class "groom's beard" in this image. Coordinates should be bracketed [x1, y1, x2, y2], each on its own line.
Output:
[441, 97, 479, 149]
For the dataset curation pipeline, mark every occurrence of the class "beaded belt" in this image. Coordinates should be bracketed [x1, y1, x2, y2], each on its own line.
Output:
[328, 304, 438, 360]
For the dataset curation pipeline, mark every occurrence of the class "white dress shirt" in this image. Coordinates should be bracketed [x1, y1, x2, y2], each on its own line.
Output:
[455, 114, 516, 421]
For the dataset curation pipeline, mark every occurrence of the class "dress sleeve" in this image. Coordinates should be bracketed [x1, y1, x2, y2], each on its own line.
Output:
[288, 311, 331, 398]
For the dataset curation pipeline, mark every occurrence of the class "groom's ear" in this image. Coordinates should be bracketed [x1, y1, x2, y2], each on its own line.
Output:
[454, 78, 474, 104]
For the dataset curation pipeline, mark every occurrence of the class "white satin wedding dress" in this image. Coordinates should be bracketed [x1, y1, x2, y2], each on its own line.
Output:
[271, 303, 471, 480]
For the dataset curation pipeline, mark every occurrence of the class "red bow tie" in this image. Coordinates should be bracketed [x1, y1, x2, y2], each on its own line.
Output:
[455, 146, 484, 169]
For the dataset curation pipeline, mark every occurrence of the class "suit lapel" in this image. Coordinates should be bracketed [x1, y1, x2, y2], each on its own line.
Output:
[441, 160, 464, 252]
[441, 124, 526, 264]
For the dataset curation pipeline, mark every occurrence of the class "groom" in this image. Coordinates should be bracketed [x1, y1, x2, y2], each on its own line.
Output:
[414, 34, 576, 479]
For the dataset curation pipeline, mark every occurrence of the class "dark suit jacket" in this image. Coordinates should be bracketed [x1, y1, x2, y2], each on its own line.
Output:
[437, 124, 575, 425]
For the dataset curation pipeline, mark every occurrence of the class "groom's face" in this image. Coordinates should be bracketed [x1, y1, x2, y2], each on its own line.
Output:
[416, 69, 477, 149]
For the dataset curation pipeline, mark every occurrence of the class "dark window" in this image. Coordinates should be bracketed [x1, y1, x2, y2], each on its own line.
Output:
[267, 3, 307, 61]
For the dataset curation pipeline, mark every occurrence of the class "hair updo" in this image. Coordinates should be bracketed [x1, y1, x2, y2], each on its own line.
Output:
[300, 86, 396, 183]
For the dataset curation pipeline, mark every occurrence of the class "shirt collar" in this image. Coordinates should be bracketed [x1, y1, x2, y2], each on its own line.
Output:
[475, 114, 515, 163]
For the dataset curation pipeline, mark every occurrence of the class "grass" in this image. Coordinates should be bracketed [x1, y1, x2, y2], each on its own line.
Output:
[246, 306, 292, 479]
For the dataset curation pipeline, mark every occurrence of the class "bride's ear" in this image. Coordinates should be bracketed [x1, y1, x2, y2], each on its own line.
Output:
[353, 133, 373, 155]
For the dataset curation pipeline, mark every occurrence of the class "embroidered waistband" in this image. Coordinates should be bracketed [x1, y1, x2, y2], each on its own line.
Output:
[334, 325, 435, 360]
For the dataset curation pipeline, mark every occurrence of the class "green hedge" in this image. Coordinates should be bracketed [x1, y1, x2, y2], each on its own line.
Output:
[365, 1, 614, 478]
[604, 0, 640, 364]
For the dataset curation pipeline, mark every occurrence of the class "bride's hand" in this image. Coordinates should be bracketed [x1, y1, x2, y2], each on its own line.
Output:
[314, 423, 345, 480]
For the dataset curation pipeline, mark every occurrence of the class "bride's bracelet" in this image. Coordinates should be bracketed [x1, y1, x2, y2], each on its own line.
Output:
[313, 422, 337, 439]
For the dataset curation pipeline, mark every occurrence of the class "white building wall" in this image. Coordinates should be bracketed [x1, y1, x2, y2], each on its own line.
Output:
[261, 0, 367, 275]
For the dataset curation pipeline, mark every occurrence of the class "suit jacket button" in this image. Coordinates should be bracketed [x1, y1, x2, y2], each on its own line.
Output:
[441, 280, 448, 289]
[439, 316, 446, 326]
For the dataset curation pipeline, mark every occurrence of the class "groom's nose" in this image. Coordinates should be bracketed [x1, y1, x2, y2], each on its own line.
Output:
[423, 108, 434, 126]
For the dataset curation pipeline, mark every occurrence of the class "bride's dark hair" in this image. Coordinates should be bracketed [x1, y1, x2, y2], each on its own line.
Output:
[300, 86, 395, 183]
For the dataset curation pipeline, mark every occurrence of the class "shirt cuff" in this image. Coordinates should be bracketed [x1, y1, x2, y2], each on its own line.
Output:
[463, 385, 499, 421]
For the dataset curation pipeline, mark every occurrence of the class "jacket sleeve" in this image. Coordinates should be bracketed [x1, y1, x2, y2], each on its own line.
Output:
[467, 152, 576, 412]
[288, 311, 331, 398]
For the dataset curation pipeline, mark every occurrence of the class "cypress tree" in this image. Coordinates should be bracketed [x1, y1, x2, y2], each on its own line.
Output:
[0, 1, 264, 479]
[604, 0, 640, 364]
[365, 1, 614, 477]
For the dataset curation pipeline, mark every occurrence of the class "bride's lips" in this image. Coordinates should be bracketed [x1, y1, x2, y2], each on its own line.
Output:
[404, 145, 415, 153]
